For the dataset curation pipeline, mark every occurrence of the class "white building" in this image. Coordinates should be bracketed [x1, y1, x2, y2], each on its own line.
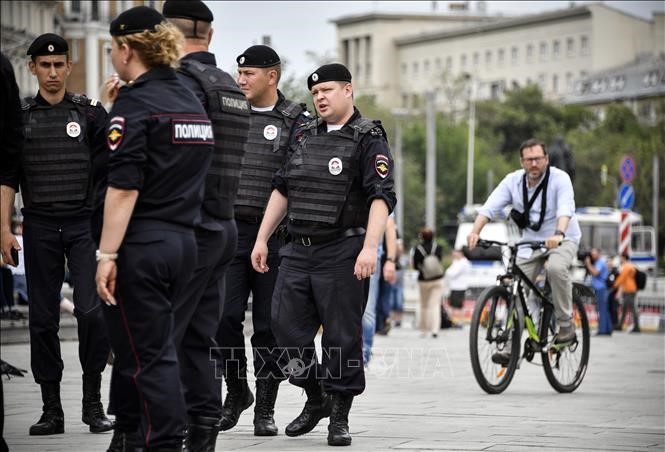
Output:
[333, 3, 665, 110]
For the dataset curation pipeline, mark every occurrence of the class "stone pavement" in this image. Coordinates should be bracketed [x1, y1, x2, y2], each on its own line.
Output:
[2, 323, 664, 451]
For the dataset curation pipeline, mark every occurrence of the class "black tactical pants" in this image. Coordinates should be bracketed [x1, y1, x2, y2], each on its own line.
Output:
[271, 234, 367, 396]
[173, 220, 237, 418]
[216, 220, 285, 381]
[23, 215, 109, 383]
[105, 227, 196, 449]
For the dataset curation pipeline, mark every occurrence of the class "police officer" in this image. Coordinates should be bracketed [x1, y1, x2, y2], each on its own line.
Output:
[162, 1, 250, 449]
[251, 63, 396, 447]
[0, 34, 113, 436]
[95, 7, 212, 451]
[214, 44, 309, 437]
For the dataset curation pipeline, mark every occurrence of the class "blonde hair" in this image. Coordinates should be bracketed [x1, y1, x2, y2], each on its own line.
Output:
[114, 22, 184, 68]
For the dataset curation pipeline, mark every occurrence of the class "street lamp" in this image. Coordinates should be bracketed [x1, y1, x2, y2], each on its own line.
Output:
[390, 107, 421, 236]
[463, 73, 476, 209]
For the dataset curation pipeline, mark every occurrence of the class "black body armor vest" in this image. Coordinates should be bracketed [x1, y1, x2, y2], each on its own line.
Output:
[234, 96, 303, 218]
[20, 93, 93, 207]
[285, 116, 380, 227]
[179, 59, 250, 219]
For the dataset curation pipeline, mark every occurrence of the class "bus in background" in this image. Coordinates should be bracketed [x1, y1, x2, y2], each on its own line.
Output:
[575, 206, 657, 273]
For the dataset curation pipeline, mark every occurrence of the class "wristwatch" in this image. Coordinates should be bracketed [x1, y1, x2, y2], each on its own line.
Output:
[385, 256, 396, 263]
[554, 229, 566, 238]
[96, 250, 118, 262]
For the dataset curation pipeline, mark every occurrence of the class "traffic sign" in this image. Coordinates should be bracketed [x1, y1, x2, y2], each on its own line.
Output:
[619, 155, 636, 183]
[618, 183, 635, 210]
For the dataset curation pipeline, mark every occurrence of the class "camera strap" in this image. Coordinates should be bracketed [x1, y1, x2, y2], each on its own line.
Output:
[521, 166, 550, 231]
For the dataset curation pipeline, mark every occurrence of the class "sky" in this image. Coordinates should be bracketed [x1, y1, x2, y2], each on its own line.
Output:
[206, 1, 664, 81]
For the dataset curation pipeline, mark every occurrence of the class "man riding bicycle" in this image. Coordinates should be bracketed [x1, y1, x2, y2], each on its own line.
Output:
[467, 138, 581, 362]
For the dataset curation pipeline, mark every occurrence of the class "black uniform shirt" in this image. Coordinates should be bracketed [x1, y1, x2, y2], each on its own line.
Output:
[273, 108, 396, 237]
[1, 90, 108, 220]
[107, 66, 213, 231]
[0, 53, 23, 181]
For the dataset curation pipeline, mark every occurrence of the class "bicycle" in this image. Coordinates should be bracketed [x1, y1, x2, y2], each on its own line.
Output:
[468, 239, 592, 394]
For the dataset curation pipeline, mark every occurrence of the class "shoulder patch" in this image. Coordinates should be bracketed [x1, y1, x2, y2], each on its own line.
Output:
[370, 127, 383, 137]
[107, 116, 125, 151]
[89, 98, 99, 106]
[374, 154, 390, 179]
[21, 98, 35, 111]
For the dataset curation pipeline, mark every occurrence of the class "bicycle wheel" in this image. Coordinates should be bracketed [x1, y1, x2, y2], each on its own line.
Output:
[469, 286, 522, 394]
[540, 290, 590, 393]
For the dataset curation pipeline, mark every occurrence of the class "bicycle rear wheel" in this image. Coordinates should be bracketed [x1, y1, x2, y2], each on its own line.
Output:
[540, 289, 590, 393]
[469, 286, 522, 394]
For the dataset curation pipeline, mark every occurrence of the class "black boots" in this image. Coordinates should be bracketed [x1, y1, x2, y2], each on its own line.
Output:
[219, 368, 254, 431]
[184, 416, 221, 452]
[285, 382, 332, 437]
[327, 394, 354, 446]
[253, 379, 280, 436]
[82, 373, 115, 433]
[106, 429, 140, 452]
[29, 382, 65, 435]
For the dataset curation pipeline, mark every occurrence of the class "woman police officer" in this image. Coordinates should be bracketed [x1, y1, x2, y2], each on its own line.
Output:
[95, 6, 213, 451]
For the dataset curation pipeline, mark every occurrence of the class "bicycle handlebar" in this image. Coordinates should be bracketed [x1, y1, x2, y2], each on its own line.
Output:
[476, 238, 547, 250]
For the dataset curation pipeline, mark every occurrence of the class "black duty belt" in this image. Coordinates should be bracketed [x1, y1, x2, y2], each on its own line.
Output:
[235, 215, 263, 224]
[292, 227, 366, 247]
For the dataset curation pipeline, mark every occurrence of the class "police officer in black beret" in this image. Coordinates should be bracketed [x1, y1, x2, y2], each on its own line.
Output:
[214, 44, 310, 437]
[251, 63, 396, 446]
[162, 1, 250, 449]
[95, 6, 213, 451]
[0, 34, 113, 436]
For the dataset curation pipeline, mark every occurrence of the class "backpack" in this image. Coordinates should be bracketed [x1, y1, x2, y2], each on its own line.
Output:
[635, 269, 647, 291]
[417, 243, 444, 280]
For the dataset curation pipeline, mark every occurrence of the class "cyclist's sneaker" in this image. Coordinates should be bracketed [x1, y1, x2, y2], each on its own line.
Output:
[491, 351, 511, 366]
[555, 325, 576, 344]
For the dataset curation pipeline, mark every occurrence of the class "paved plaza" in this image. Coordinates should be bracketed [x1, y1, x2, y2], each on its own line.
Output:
[2, 319, 664, 451]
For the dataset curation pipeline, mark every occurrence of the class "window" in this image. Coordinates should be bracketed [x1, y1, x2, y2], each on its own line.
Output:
[445, 56, 452, 70]
[424, 59, 430, 73]
[435, 58, 442, 71]
[580, 35, 589, 55]
[473, 52, 479, 66]
[526, 44, 533, 63]
[511, 46, 519, 65]
[91, 0, 99, 20]
[71, 0, 81, 12]
[538, 74, 546, 89]
[460, 54, 467, 68]
[365, 36, 372, 78]
[539, 42, 548, 61]
[402, 94, 408, 108]
[552, 74, 559, 93]
[552, 40, 560, 59]
[342, 40, 349, 68]
[498, 48, 505, 65]
[566, 72, 573, 92]
[102, 42, 112, 80]
[412, 61, 419, 76]
[567, 37, 574, 56]
[401, 62, 407, 76]
[485, 50, 492, 66]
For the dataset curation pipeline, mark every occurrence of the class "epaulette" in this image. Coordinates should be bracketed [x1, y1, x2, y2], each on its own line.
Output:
[278, 99, 304, 119]
[21, 97, 36, 111]
[67, 92, 98, 107]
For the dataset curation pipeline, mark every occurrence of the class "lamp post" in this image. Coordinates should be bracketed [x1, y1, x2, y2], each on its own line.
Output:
[391, 108, 406, 236]
[425, 91, 437, 230]
[464, 74, 476, 209]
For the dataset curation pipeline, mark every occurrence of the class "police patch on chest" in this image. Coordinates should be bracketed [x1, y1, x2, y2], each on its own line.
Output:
[374, 154, 390, 179]
[66, 121, 81, 138]
[263, 124, 278, 141]
[107, 116, 125, 151]
[172, 119, 214, 144]
[328, 157, 343, 175]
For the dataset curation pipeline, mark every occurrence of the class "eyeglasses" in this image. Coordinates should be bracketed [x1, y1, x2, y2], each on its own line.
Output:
[521, 156, 546, 164]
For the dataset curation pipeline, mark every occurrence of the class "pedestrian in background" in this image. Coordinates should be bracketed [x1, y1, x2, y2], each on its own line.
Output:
[412, 227, 444, 338]
[95, 7, 212, 450]
[585, 248, 612, 335]
[614, 253, 640, 333]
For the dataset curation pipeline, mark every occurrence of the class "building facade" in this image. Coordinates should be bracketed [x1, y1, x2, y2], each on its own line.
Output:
[1, 0, 163, 99]
[333, 3, 665, 110]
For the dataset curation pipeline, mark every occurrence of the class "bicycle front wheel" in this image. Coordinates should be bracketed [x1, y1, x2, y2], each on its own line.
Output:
[540, 288, 590, 393]
[469, 286, 522, 394]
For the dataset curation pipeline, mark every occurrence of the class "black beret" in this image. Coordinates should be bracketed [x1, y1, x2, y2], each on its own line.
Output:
[27, 33, 68, 57]
[110, 6, 165, 36]
[236, 45, 280, 68]
[307, 63, 352, 90]
[163, 0, 213, 22]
